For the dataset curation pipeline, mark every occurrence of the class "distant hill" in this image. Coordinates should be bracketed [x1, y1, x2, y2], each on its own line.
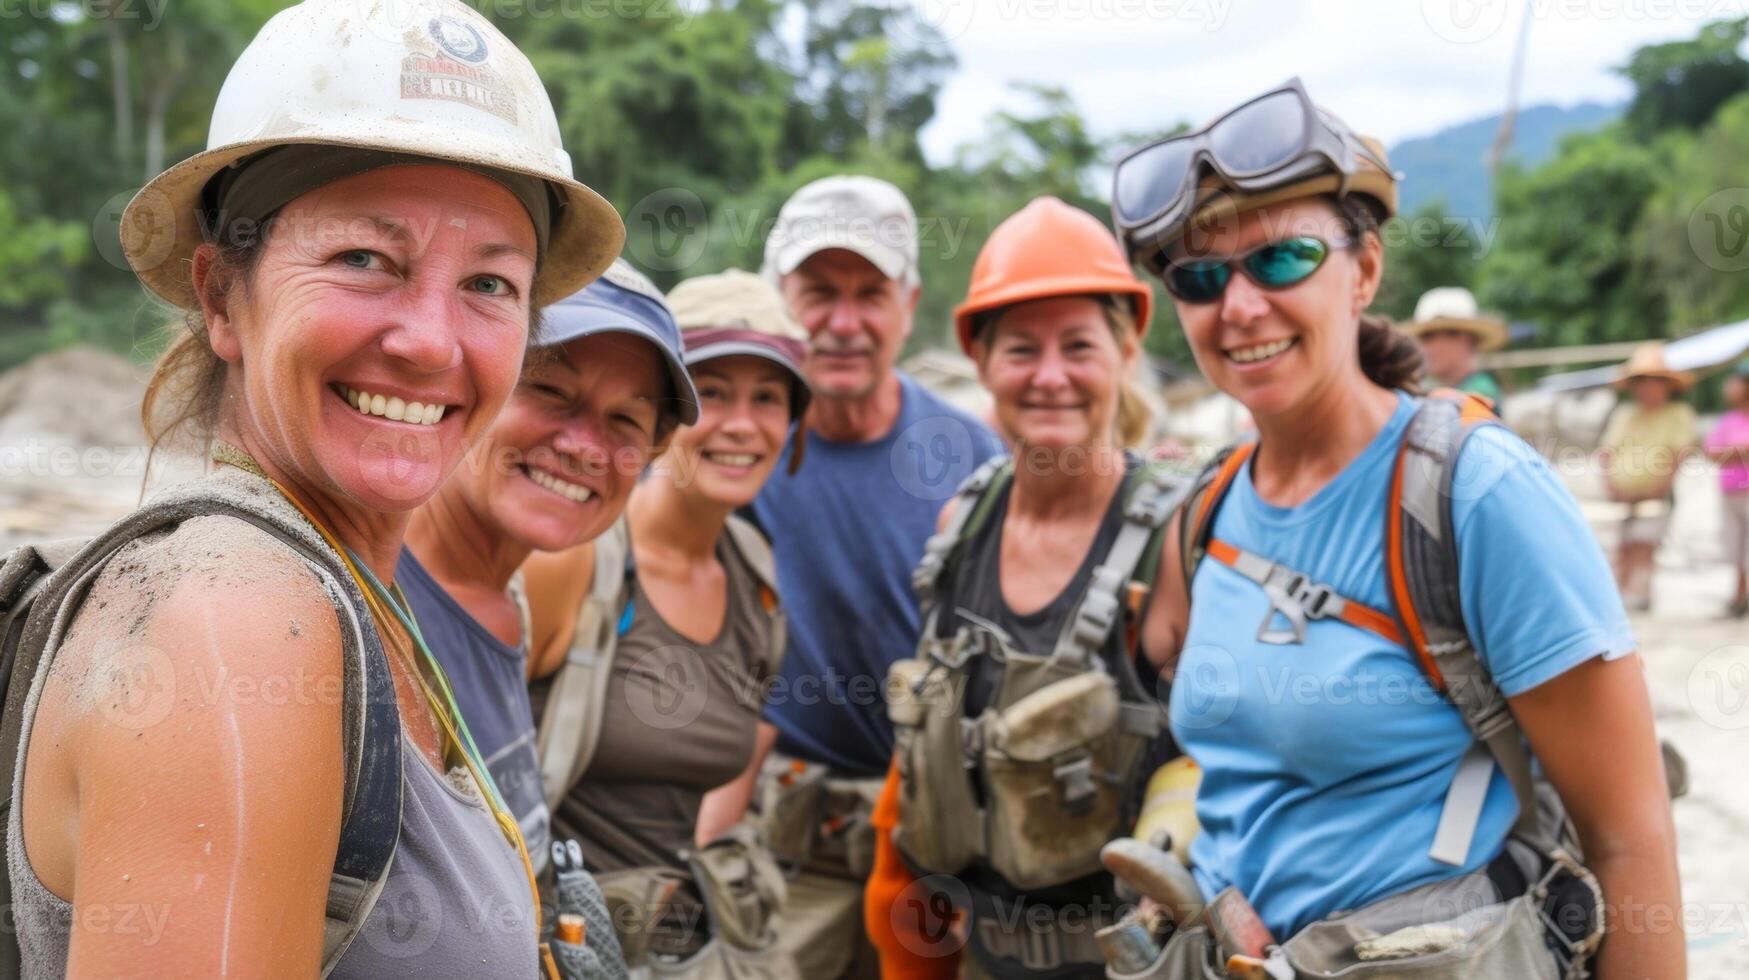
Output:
[1390, 101, 1623, 221]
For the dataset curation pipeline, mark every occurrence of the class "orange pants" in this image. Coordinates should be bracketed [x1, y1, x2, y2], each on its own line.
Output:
[862, 761, 962, 980]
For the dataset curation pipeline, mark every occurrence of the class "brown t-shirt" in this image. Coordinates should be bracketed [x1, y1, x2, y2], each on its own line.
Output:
[549, 533, 776, 875]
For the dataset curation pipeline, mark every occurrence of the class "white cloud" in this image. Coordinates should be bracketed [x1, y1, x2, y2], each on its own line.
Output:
[916, 0, 1742, 162]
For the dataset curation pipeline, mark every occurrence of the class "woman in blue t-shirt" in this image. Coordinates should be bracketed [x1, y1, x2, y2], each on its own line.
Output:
[1107, 79, 1681, 976]
[400, 259, 698, 902]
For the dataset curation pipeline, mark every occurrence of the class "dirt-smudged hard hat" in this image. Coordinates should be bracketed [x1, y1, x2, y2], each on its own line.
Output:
[120, 0, 623, 311]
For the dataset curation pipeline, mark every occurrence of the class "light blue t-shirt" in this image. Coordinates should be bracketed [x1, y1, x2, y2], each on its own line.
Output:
[1171, 391, 1635, 939]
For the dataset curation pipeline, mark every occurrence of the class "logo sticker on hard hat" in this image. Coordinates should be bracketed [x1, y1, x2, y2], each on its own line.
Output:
[429, 15, 488, 64]
[401, 17, 515, 124]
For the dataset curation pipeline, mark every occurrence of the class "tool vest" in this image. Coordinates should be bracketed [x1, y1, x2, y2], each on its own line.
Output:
[887, 458, 1193, 891]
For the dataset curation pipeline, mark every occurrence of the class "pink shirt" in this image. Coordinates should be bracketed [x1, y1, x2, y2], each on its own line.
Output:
[1707, 409, 1749, 493]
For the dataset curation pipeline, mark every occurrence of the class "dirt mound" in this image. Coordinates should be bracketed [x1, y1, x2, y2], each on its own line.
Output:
[0, 345, 148, 450]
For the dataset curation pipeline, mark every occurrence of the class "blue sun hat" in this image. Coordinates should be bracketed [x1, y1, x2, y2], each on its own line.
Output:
[540, 258, 700, 425]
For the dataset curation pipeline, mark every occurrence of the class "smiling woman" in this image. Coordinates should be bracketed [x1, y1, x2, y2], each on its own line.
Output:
[519, 269, 810, 978]
[1102, 77, 1683, 979]
[399, 260, 696, 927]
[0, 1, 625, 978]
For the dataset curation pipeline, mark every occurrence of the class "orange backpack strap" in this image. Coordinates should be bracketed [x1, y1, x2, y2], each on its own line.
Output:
[1179, 440, 1256, 588]
[1203, 538, 1404, 646]
[1386, 391, 1551, 864]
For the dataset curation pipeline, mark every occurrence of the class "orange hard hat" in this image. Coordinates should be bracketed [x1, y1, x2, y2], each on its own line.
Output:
[953, 196, 1153, 354]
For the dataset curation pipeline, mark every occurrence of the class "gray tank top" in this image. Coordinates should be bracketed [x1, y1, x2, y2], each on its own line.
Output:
[5, 517, 541, 979]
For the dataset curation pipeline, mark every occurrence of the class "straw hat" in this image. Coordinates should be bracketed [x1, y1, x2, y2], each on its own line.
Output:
[1613, 341, 1694, 390]
[1403, 287, 1507, 352]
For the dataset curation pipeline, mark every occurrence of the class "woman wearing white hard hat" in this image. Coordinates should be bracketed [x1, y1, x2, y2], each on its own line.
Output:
[2, 1, 619, 977]
[1401, 287, 1507, 401]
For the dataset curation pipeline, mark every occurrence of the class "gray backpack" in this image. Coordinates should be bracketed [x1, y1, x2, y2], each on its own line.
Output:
[0, 469, 402, 977]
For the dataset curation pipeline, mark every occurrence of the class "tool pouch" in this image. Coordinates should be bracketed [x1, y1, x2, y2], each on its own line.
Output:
[1106, 850, 1601, 980]
[597, 866, 690, 966]
[753, 753, 826, 868]
[685, 826, 788, 952]
[888, 653, 983, 876]
[983, 655, 1136, 890]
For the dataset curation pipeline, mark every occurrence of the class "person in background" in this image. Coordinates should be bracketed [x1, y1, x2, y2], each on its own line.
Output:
[1403, 286, 1505, 401]
[402, 260, 696, 882]
[1704, 362, 1749, 617]
[750, 175, 1005, 979]
[866, 196, 1168, 980]
[1598, 341, 1699, 612]
[518, 270, 811, 973]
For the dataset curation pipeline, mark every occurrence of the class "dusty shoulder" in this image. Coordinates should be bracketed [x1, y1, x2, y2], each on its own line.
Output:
[46, 513, 347, 724]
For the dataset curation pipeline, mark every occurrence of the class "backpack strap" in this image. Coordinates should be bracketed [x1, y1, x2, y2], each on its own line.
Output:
[722, 514, 787, 683]
[1051, 461, 1194, 676]
[1201, 539, 1405, 646]
[1386, 389, 1543, 864]
[536, 516, 630, 811]
[0, 474, 401, 976]
[1179, 440, 1255, 589]
[912, 456, 1013, 610]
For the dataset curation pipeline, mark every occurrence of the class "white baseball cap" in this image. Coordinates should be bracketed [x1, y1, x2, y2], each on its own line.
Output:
[761, 175, 919, 287]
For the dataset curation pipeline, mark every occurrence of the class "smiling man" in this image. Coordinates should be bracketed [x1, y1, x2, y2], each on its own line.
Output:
[750, 176, 1004, 978]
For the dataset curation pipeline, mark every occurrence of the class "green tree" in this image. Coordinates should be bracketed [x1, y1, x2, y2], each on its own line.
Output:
[1635, 92, 1749, 330]
[1618, 17, 1749, 139]
[1477, 129, 1670, 347]
[1374, 202, 1483, 322]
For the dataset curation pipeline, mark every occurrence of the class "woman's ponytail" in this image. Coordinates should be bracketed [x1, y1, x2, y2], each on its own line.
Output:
[1335, 196, 1423, 393]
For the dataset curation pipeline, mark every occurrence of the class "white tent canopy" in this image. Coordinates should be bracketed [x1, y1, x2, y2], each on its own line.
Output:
[1535, 317, 1749, 391]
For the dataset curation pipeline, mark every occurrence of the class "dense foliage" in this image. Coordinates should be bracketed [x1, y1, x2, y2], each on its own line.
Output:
[3, 6, 1746, 380]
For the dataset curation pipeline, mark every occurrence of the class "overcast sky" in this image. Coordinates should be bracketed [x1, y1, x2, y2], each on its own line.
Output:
[914, 0, 1743, 163]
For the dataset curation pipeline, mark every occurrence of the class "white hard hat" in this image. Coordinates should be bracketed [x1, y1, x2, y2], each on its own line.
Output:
[119, 0, 623, 310]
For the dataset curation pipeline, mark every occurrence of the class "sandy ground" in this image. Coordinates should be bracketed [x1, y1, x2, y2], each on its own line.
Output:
[1, 347, 1745, 973]
[1593, 466, 1749, 976]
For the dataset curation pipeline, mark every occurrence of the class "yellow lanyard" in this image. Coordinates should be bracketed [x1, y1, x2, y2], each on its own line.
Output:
[209, 443, 543, 933]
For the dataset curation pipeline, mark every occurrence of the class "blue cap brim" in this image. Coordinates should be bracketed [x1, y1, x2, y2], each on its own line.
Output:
[539, 305, 700, 426]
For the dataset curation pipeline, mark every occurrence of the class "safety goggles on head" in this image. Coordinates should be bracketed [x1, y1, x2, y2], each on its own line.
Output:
[1111, 77, 1393, 267]
[1161, 235, 1350, 304]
